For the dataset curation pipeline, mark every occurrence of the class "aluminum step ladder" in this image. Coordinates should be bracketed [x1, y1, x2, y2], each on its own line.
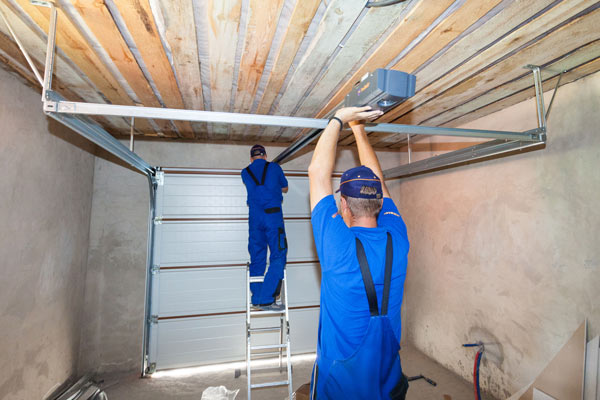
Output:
[245, 264, 293, 400]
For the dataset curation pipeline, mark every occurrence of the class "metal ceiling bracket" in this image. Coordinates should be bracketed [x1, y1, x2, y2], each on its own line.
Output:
[42, 2, 57, 101]
[30, 0, 53, 7]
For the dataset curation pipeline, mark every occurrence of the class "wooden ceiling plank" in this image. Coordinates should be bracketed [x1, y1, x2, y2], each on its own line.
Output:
[157, 0, 206, 138]
[423, 39, 600, 127]
[293, 2, 410, 122]
[246, 0, 320, 142]
[393, 7, 600, 125]
[382, 57, 600, 148]
[204, 0, 242, 138]
[69, 0, 174, 136]
[233, 0, 284, 114]
[229, 0, 284, 141]
[380, 0, 595, 125]
[113, 0, 194, 138]
[271, 0, 367, 116]
[254, 0, 320, 116]
[314, 0, 454, 120]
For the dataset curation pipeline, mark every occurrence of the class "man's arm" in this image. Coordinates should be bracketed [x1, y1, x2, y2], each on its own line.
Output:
[308, 107, 382, 210]
[282, 187, 288, 193]
[349, 120, 390, 198]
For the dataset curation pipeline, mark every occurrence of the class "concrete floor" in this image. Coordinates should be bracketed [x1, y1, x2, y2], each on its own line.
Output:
[99, 345, 494, 400]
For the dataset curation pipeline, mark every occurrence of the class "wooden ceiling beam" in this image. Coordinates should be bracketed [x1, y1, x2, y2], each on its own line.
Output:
[113, 0, 194, 138]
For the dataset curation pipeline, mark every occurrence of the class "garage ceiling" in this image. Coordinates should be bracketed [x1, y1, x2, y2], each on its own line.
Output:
[0, 0, 598, 149]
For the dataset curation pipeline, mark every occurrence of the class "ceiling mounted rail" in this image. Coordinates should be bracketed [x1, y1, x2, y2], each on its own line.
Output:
[382, 64, 557, 179]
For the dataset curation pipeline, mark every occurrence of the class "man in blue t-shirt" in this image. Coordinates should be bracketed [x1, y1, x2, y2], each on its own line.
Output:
[241, 144, 289, 308]
[308, 107, 410, 399]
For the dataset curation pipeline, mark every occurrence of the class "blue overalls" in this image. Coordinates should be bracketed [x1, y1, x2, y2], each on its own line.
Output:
[242, 160, 288, 305]
[310, 233, 409, 400]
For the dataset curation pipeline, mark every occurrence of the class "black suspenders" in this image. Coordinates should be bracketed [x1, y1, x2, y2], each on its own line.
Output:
[245, 162, 270, 186]
[355, 232, 393, 316]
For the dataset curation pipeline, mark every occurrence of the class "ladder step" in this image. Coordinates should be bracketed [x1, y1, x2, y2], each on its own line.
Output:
[248, 351, 282, 358]
[249, 326, 281, 332]
[249, 276, 264, 283]
[251, 344, 287, 351]
[250, 380, 289, 389]
[250, 309, 286, 316]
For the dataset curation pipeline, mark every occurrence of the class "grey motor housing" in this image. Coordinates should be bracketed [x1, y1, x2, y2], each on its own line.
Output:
[344, 68, 416, 113]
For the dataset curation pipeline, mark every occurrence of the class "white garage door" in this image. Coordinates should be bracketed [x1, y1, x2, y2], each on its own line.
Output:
[146, 168, 338, 370]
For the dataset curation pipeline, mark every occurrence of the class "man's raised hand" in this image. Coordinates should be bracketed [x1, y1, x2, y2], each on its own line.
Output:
[334, 106, 383, 125]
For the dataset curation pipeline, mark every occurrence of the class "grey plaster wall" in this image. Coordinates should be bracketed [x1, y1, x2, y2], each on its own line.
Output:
[387, 72, 600, 398]
[0, 67, 95, 399]
[79, 140, 402, 374]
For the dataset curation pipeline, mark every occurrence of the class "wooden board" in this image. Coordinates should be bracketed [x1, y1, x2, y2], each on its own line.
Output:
[584, 336, 599, 400]
[205, 0, 242, 138]
[229, 0, 284, 140]
[519, 321, 586, 400]
[113, 0, 194, 138]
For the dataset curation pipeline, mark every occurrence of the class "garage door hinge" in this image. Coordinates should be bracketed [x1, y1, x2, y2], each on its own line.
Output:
[155, 171, 164, 186]
[154, 216, 162, 225]
[151, 265, 160, 275]
[148, 315, 159, 324]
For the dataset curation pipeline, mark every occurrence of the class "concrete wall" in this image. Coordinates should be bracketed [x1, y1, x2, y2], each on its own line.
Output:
[0, 67, 95, 399]
[79, 139, 402, 374]
[388, 72, 600, 398]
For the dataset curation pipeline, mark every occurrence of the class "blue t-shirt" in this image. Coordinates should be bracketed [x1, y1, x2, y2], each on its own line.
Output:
[311, 195, 409, 360]
[241, 159, 288, 209]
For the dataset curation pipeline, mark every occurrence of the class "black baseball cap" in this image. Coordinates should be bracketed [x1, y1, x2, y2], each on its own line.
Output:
[250, 144, 266, 157]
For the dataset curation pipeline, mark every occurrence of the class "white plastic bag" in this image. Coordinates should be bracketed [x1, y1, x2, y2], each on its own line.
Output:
[200, 386, 239, 400]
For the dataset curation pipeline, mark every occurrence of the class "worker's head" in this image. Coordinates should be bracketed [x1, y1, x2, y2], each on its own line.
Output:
[250, 144, 267, 161]
[337, 166, 383, 223]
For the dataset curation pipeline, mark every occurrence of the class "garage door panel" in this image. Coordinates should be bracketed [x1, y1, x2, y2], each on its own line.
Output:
[287, 263, 321, 307]
[289, 308, 320, 354]
[157, 220, 317, 265]
[156, 315, 246, 368]
[157, 268, 246, 316]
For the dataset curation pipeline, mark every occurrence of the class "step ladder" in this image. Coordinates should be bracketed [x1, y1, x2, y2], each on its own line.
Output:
[245, 264, 293, 400]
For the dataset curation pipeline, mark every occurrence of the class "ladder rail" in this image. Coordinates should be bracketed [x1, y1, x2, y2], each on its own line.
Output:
[245, 265, 293, 399]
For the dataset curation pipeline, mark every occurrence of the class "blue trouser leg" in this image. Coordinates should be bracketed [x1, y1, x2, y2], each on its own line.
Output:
[248, 212, 267, 299]
[253, 211, 287, 305]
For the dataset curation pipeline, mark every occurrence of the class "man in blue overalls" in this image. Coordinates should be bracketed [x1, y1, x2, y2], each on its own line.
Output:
[308, 107, 410, 399]
[241, 144, 289, 309]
